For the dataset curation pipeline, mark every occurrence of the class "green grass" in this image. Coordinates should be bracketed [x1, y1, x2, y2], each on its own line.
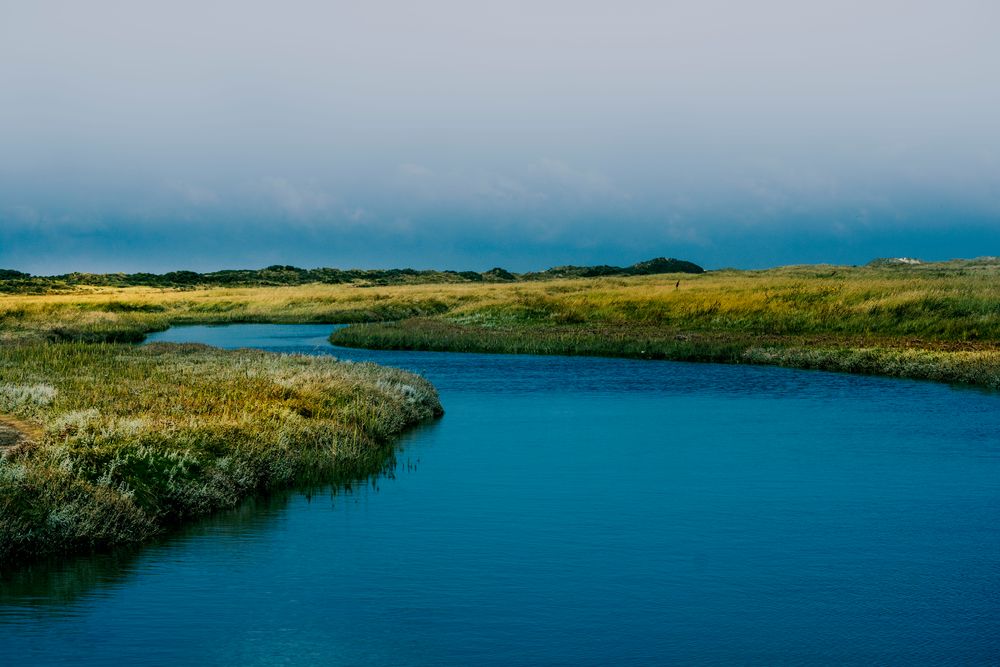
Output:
[3, 258, 999, 564]
[0, 342, 441, 565]
[331, 318, 1000, 387]
[5, 259, 1000, 345]
[327, 260, 1000, 389]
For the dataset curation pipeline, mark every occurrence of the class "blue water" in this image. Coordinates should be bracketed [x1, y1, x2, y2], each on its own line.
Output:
[2, 324, 999, 665]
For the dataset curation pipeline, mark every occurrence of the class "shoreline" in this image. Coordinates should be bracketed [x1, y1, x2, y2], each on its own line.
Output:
[330, 319, 1000, 390]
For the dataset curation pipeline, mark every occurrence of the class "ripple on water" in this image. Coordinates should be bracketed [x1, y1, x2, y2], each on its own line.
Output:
[3, 324, 998, 666]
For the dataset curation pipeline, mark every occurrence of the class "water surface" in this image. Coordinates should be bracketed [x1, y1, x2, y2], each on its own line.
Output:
[2, 324, 999, 665]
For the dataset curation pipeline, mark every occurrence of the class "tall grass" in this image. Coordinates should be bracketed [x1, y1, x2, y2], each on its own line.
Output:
[0, 342, 442, 564]
[327, 264, 1000, 388]
[4, 263, 1000, 344]
[2, 261, 999, 563]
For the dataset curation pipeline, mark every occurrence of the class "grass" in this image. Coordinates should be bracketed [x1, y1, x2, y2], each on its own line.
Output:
[328, 260, 1000, 388]
[0, 341, 441, 565]
[2, 258, 999, 563]
[332, 319, 1000, 386]
[0, 283, 471, 345]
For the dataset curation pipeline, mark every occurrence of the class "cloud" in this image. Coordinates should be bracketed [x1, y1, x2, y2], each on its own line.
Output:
[528, 159, 630, 203]
[344, 207, 370, 223]
[166, 181, 220, 207]
[397, 163, 434, 178]
[3, 205, 42, 227]
[1, 1, 998, 271]
[251, 177, 334, 221]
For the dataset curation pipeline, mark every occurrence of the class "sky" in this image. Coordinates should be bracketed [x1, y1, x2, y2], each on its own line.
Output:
[1, 0, 999, 273]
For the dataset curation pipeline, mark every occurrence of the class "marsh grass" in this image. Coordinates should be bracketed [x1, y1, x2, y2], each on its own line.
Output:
[2, 261, 999, 562]
[0, 342, 441, 564]
[328, 263, 1000, 388]
[4, 262, 999, 343]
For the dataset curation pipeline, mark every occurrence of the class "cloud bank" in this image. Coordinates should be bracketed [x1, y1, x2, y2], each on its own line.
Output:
[1, 0, 998, 272]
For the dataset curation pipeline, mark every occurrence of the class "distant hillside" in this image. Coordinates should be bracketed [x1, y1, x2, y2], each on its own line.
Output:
[0, 257, 704, 293]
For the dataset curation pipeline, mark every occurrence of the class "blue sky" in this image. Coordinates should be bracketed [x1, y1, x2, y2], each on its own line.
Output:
[2, 1, 998, 273]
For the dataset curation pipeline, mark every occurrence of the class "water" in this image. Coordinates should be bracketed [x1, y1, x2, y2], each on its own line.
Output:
[3, 324, 999, 665]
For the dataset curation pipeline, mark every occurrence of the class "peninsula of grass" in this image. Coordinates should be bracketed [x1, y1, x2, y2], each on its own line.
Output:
[0, 342, 441, 565]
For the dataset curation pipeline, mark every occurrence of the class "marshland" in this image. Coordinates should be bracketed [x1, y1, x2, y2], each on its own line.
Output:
[2, 259, 1000, 663]
[1, 257, 998, 563]
[4, 256, 999, 382]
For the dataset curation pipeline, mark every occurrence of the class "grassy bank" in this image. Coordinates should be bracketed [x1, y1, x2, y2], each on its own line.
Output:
[0, 342, 441, 565]
[328, 260, 1000, 389]
[331, 319, 1000, 387]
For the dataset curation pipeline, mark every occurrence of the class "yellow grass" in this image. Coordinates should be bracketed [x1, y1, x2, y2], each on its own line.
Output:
[3, 261, 999, 564]
[3, 263, 998, 338]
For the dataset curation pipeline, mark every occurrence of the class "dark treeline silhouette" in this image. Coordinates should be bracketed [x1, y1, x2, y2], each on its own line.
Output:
[0, 258, 704, 293]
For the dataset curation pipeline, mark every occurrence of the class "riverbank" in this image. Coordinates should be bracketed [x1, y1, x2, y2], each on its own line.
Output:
[0, 341, 441, 565]
[330, 320, 1000, 388]
[328, 260, 1000, 389]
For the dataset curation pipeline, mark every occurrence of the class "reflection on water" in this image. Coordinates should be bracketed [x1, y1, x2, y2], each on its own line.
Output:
[1, 444, 419, 614]
[2, 324, 999, 666]
[2, 493, 292, 613]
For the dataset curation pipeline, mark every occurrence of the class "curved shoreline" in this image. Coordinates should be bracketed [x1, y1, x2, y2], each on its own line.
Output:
[330, 319, 1000, 390]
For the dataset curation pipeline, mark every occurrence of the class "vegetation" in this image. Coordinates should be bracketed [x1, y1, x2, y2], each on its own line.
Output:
[2, 255, 998, 564]
[333, 319, 1000, 387]
[0, 257, 703, 292]
[0, 342, 441, 565]
[329, 259, 1000, 388]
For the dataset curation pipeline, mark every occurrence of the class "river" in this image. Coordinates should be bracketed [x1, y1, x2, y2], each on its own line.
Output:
[2, 324, 998, 664]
